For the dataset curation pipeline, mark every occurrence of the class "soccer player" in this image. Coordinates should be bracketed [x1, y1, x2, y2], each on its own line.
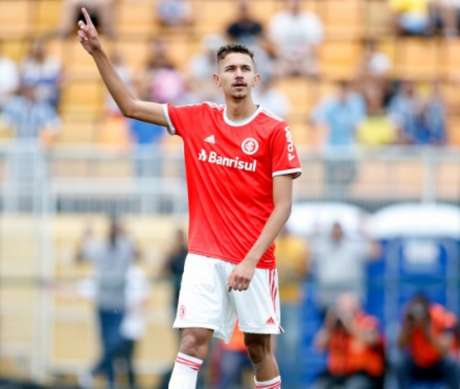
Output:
[78, 8, 302, 389]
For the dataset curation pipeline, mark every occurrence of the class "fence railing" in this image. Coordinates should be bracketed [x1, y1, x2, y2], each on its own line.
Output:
[0, 142, 459, 214]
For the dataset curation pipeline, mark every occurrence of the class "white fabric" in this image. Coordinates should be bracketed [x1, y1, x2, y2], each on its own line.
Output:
[269, 11, 323, 57]
[120, 265, 150, 339]
[311, 236, 371, 306]
[0, 57, 19, 106]
[168, 353, 202, 389]
[173, 254, 281, 342]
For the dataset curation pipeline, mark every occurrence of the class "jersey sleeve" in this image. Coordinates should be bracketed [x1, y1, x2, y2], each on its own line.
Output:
[162, 103, 204, 137]
[270, 123, 302, 178]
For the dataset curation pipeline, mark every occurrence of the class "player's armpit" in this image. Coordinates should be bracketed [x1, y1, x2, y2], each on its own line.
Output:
[127, 100, 168, 127]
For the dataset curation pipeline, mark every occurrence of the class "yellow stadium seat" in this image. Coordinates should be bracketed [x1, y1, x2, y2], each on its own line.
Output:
[0, 0, 31, 37]
[118, 0, 156, 36]
[273, 77, 308, 114]
[193, 0, 235, 34]
[364, 0, 392, 37]
[321, 0, 364, 39]
[61, 80, 104, 115]
[441, 39, 460, 79]
[1, 39, 28, 62]
[115, 39, 150, 72]
[394, 38, 441, 80]
[34, 0, 62, 34]
[319, 41, 362, 79]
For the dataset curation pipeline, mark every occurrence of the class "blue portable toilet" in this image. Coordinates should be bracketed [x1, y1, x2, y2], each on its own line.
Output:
[367, 203, 460, 355]
[287, 202, 369, 386]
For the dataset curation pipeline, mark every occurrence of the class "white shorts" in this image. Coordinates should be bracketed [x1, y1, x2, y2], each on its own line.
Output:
[173, 253, 281, 343]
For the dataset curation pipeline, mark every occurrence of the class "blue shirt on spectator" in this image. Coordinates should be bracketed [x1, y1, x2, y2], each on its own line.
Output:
[129, 119, 164, 146]
[312, 93, 366, 147]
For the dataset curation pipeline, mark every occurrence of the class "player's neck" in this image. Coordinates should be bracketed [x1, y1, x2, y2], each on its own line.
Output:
[225, 98, 258, 122]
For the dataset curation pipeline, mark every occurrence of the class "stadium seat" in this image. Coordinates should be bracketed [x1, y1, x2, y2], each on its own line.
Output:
[441, 39, 460, 79]
[0, 0, 31, 37]
[321, 0, 364, 39]
[363, 0, 392, 37]
[60, 80, 104, 119]
[117, 0, 156, 36]
[319, 40, 362, 79]
[395, 38, 441, 80]
[33, 0, 62, 35]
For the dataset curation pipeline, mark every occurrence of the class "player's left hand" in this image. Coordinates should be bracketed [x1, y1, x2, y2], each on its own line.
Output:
[227, 260, 256, 292]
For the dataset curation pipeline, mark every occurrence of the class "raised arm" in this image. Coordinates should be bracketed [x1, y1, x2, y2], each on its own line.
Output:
[78, 8, 167, 126]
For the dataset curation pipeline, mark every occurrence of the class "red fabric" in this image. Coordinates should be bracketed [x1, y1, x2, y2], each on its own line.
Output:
[166, 103, 301, 269]
[410, 304, 457, 367]
[328, 313, 385, 377]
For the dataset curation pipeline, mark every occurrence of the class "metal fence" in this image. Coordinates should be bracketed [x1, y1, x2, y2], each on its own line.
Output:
[0, 142, 459, 214]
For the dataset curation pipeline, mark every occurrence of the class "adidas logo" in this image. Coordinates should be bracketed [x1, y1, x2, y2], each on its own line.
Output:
[204, 134, 216, 144]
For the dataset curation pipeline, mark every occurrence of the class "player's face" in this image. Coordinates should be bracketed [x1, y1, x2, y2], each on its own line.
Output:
[214, 53, 259, 100]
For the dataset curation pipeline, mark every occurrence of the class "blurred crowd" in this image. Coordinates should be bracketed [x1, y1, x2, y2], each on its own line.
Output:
[0, 0, 457, 157]
[72, 216, 460, 388]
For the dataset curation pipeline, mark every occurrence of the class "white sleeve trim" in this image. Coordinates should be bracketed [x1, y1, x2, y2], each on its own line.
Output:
[161, 104, 176, 135]
[272, 168, 302, 178]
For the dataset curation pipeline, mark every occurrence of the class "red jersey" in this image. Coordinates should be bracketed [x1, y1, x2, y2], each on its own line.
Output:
[163, 102, 302, 269]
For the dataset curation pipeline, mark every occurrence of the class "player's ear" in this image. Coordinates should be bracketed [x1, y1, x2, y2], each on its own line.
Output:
[213, 73, 221, 88]
[253, 72, 261, 87]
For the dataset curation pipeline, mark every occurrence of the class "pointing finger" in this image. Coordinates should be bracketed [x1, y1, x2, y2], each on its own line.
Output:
[81, 7, 93, 26]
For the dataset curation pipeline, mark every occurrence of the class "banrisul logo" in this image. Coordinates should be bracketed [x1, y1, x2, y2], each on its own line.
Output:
[197, 149, 257, 172]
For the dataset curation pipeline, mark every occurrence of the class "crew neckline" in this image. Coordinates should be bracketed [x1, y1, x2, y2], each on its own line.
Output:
[223, 105, 263, 127]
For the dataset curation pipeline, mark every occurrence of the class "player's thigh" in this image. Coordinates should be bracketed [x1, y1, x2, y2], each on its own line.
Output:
[233, 268, 281, 334]
[175, 254, 228, 327]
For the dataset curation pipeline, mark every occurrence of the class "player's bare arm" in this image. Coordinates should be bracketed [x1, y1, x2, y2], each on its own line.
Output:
[227, 175, 293, 292]
[77, 8, 167, 126]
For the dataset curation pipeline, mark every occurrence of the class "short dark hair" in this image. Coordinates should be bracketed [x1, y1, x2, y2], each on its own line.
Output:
[216, 43, 255, 63]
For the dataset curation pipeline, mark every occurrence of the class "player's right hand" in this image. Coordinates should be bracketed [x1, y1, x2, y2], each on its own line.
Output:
[77, 8, 101, 55]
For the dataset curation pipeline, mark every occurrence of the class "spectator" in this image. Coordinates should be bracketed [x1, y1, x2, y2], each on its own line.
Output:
[268, 0, 323, 77]
[388, 80, 421, 144]
[315, 293, 385, 389]
[310, 80, 366, 197]
[396, 294, 459, 388]
[310, 221, 380, 313]
[431, 0, 460, 37]
[225, 0, 275, 80]
[388, 80, 446, 145]
[144, 39, 185, 104]
[76, 215, 139, 389]
[20, 39, 62, 109]
[116, 262, 150, 389]
[0, 40, 19, 110]
[357, 38, 392, 112]
[389, 0, 431, 36]
[226, 0, 264, 45]
[419, 81, 447, 145]
[0, 83, 60, 143]
[357, 106, 398, 147]
[253, 77, 290, 119]
[59, 0, 115, 38]
[275, 227, 308, 389]
[156, 0, 193, 27]
[77, 261, 149, 389]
